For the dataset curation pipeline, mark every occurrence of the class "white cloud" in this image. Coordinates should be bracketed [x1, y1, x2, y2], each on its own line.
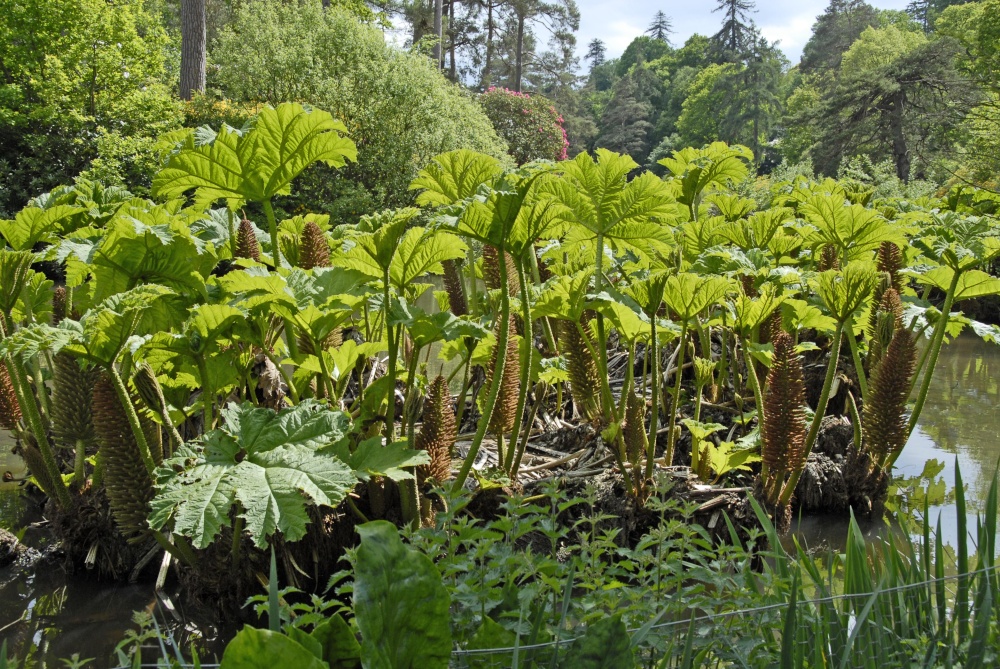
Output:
[758, 13, 820, 53]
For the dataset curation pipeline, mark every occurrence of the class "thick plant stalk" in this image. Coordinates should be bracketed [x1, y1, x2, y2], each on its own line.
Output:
[663, 321, 688, 467]
[235, 217, 261, 261]
[907, 270, 960, 439]
[505, 261, 532, 474]
[262, 199, 283, 268]
[227, 209, 238, 259]
[132, 363, 184, 454]
[415, 375, 457, 484]
[1, 321, 71, 507]
[383, 269, 399, 441]
[453, 253, 512, 492]
[760, 331, 807, 505]
[869, 329, 917, 469]
[644, 319, 660, 482]
[845, 318, 868, 402]
[299, 221, 331, 270]
[779, 321, 845, 508]
[108, 367, 157, 477]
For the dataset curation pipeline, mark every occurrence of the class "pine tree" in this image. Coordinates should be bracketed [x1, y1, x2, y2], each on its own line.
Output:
[801, 0, 879, 72]
[711, 0, 756, 63]
[646, 11, 673, 43]
[596, 74, 654, 161]
[585, 38, 607, 70]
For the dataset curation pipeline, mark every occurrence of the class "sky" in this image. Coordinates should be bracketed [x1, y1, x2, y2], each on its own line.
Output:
[575, 0, 912, 65]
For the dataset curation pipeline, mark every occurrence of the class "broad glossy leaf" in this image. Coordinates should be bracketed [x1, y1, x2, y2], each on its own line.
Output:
[0, 250, 36, 315]
[219, 627, 326, 669]
[799, 195, 902, 261]
[915, 267, 1000, 302]
[662, 273, 733, 322]
[332, 438, 430, 482]
[659, 142, 753, 211]
[815, 262, 878, 322]
[729, 284, 785, 335]
[0, 204, 84, 250]
[150, 401, 355, 548]
[310, 615, 362, 669]
[354, 521, 452, 669]
[410, 150, 503, 207]
[532, 269, 593, 322]
[154, 103, 357, 208]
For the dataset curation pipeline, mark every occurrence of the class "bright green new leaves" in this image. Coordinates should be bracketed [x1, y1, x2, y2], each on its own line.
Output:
[799, 195, 903, 262]
[533, 269, 594, 322]
[353, 521, 452, 669]
[153, 103, 357, 209]
[410, 149, 504, 207]
[815, 262, 879, 322]
[150, 401, 355, 549]
[0, 250, 35, 317]
[659, 142, 753, 219]
[333, 438, 430, 483]
[911, 212, 1000, 272]
[916, 268, 1000, 302]
[220, 627, 328, 669]
[662, 273, 734, 322]
[545, 149, 677, 254]
[729, 284, 785, 336]
[717, 208, 796, 253]
[339, 209, 466, 295]
[0, 204, 83, 251]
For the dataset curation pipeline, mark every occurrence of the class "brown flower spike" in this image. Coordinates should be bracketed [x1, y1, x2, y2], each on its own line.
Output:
[761, 331, 807, 502]
[415, 376, 457, 483]
[442, 259, 468, 317]
[559, 319, 601, 421]
[622, 392, 648, 473]
[482, 245, 520, 296]
[0, 362, 22, 431]
[93, 374, 160, 542]
[484, 315, 520, 435]
[863, 327, 916, 467]
[299, 221, 331, 270]
[235, 218, 261, 262]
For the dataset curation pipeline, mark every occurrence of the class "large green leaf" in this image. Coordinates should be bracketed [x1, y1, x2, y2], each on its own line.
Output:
[410, 150, 503, 207]
[563, 614, 635, 669]
[150, 401, 356, 549]
[0, 249, 36, 316]
[153, 103, 357, 208]
[658, 142, 753, 215]
[815, 261, 878, 322]
[799, 195, 902, 261]
[916, 267, 1000, 302]
[662, 273, 733, 322]
[332, 437, 430, 483]
[220, 627, 327, 669]
[0, 204, 84, 251]
[354, 521, 452, 669]
[544, 150, 677, 249]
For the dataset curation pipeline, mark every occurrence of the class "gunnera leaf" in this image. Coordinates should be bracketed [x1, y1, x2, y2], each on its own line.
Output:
[415, 375, 456, 483]
[149, 401, 356, 549]
[559, 319, 600, 421]
[863, 327, 916, 467]
[762, 331, 807, 502]
[353, 521, 452, 669]
[299, 221, 331, 270]
[0, 361, 21, 431]
[51, 353, 98, 450]
[483, 315, 520, 435]
[94, 373, 157, 542]
[235, 217, 261, 262]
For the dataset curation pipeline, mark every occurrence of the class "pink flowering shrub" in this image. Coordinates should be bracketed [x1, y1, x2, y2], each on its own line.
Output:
[479, 87, 569, 165]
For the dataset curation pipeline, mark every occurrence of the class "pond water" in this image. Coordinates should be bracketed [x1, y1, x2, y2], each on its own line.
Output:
[1, 335, 998, 663]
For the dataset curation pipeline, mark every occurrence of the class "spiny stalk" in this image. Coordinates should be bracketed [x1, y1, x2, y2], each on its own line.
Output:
[482, 245, 519, 296]
[442, 259, 468, 316]
[623, 392, 648, 479]
[484, 315, 520, 437]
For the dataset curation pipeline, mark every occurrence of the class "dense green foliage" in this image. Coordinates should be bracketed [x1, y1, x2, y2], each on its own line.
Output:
[479, 87, 569, 164]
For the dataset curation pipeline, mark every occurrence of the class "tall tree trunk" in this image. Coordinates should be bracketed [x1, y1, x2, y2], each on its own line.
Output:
[889, 94, 910, 182]
[483, 1, 495, 88]
[514, 15, 525, 92]
[433, 0, 443, 67]
[449, 0, 457, 80]
[180, 0, 206, 100]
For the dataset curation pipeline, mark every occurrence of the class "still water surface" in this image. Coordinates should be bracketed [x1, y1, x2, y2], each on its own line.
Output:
[1, 335, 998, 662]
